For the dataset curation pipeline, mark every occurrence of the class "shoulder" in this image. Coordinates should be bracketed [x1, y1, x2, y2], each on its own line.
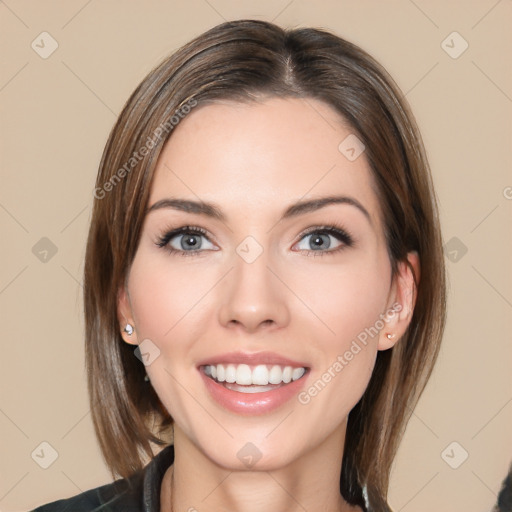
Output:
[30, 445, 174, 512]
[30, 474, 143, 512]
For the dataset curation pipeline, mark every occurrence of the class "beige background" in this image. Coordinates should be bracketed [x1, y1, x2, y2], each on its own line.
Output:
[1, 1, 511, 511]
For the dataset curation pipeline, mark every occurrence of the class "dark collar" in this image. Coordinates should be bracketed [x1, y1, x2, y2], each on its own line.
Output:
[141, 444, 175, 511]
[96, 444, 175, 512]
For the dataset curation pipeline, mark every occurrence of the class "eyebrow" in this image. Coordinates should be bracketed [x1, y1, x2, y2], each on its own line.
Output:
[147, 195, 372, 225]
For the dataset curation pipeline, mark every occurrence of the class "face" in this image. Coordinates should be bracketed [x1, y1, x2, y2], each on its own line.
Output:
[118, 97, 417, 471]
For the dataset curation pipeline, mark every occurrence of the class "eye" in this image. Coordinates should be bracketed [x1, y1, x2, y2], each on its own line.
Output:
[156, 226, 217, 256]
[294, 225, 354, 256]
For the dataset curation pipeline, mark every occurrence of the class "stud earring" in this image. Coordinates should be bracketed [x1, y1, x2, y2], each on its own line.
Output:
[123, 324, 134, 336]
[386, 333, 396, 340]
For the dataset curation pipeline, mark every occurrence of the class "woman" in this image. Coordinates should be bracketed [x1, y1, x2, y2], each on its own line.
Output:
[33, 19, 446, 512]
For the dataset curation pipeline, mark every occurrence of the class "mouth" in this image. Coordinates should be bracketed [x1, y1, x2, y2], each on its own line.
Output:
[197, 355, 310, 415]
[202, 363, 308, 393]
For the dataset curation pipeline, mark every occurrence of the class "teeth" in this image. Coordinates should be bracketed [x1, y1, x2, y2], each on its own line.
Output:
[292, 367, 304, 381]
[269, 365, 282, 384]
[236, 364, 252, 385]
[252, 365, 268, 385]
[225, 364, 236, 383]
[204, 363, 306, 386]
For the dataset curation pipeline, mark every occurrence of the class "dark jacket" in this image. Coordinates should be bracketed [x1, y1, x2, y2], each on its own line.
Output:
[31, 445, 174, 512]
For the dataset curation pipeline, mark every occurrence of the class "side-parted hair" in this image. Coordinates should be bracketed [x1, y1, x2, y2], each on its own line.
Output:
[84, 19, 446, 512]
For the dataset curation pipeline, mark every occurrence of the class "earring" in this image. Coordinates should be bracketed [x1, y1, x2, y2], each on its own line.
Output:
[386, 333, 396, 340]
[123, 324, 134, 336]
[144, 374, 150, 382]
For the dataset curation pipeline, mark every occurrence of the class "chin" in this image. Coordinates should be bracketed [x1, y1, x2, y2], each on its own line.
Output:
[190, 426, 312, 472]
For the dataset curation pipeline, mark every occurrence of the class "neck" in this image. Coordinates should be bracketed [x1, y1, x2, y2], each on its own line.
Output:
[161, 422, 361, 512]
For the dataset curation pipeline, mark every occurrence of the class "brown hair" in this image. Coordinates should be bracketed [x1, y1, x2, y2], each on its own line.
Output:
[84, 19, 446, 511]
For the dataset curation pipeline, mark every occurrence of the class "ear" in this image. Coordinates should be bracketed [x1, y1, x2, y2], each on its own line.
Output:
[117, 284, 139, 345]
[378, 251, 420, 351]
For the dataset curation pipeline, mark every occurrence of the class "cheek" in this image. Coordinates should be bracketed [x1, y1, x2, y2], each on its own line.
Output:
[291, 257, 389, 411]
[127, 253, 214, 340]
[126, 254, 212, 418]
[292, 256, 390, 349]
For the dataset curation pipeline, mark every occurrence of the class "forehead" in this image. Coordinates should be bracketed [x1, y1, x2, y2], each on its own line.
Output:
[150, 97, 383, 230]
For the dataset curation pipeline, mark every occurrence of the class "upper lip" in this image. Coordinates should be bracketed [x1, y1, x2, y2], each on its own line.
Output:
[197, 351, 309, 368]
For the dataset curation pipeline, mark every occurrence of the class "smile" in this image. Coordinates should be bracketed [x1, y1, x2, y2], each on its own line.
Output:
[203, 363, 306, 390]
[199, 361, 310, 415]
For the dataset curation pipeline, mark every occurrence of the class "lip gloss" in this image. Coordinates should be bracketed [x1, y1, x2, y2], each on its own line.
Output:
[199, 367, 308, 415]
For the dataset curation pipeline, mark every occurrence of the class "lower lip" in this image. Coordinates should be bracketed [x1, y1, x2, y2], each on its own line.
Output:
[199, 368, 309, 415]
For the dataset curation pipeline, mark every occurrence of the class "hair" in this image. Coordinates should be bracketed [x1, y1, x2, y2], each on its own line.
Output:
[84, 19, 446, 512]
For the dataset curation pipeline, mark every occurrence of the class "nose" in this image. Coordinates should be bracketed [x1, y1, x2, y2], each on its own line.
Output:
[218, 251, 290, 334]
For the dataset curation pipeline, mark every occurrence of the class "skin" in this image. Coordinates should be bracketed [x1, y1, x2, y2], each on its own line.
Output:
[118, 97, 419, 512]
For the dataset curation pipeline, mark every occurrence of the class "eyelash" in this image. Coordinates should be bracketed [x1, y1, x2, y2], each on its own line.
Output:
[299, 224, 354, 257]
[155, 223, 355, 258]
[156, 226, 211, 258]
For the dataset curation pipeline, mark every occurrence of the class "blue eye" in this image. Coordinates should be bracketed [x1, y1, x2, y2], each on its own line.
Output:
[294, 226, 354, 256]
[156, 224, 354, 257]
[156, 226, 216, 256]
